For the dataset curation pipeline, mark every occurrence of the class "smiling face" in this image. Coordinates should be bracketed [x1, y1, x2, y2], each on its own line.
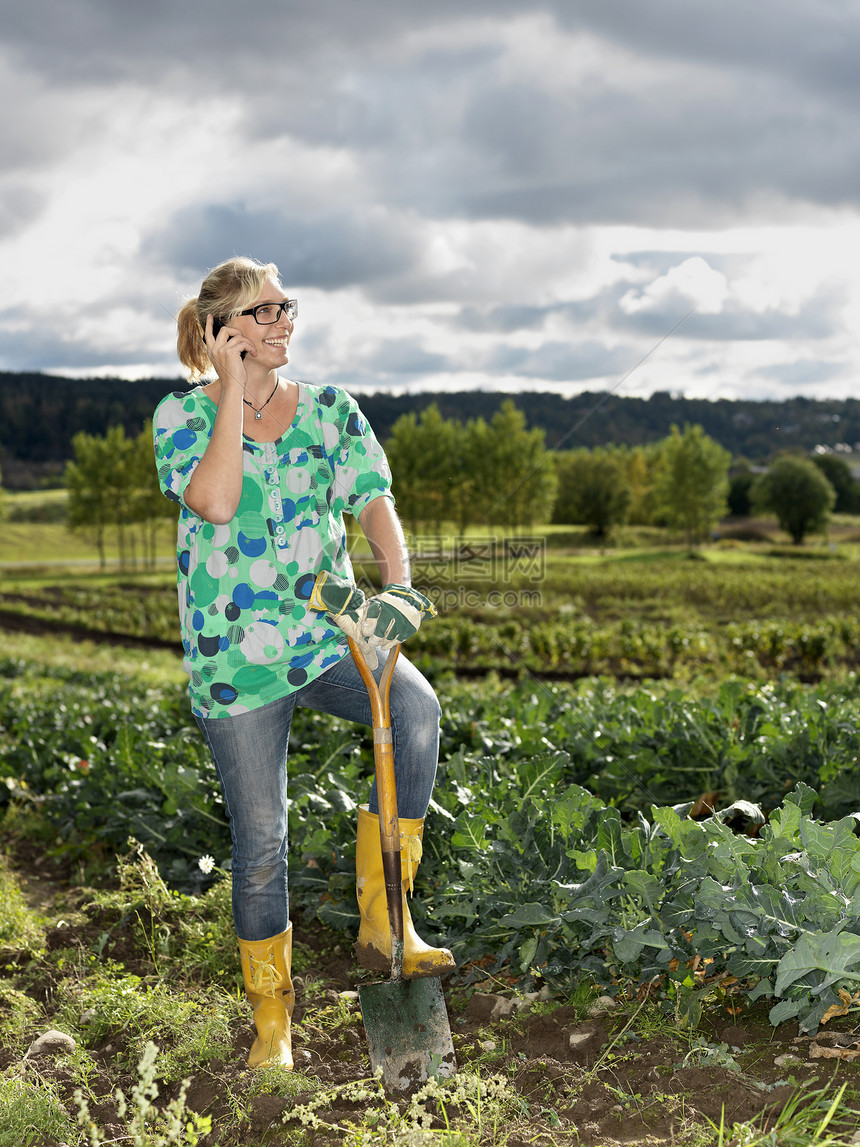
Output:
[232, 278, 294, 368]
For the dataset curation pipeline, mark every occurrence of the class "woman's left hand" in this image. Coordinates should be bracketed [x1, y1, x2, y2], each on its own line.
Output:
[356, 584, 436, 646]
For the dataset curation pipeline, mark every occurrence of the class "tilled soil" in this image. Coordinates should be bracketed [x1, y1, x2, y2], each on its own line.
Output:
[4, 849, 860, 1146]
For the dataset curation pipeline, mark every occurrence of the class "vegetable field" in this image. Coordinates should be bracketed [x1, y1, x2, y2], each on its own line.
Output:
[4, 551, 860, 1143]
[7, 654, 860, 1034]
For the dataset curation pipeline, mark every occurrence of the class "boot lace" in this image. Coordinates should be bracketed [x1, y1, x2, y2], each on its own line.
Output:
[251, 952, 284, 995]
[401, 831, 422, 896]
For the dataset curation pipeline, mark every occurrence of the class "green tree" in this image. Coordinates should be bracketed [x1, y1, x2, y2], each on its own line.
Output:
[752, 455, 837, 544]
[448, 418, 486, 541]
[66, 424, 173, 569]
[652, 424, 730, 547]
[384, 404, 460, 542]
[66, 430, 115, 567]
[625, 444, 662, 526]
[132, 422, 178, 567]
[553, 448, 632, 538]
[477, 400, 557, 535]
[810, 452, 860, 514]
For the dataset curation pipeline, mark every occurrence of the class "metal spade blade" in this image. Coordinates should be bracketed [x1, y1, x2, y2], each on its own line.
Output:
[359, 974, 456, 1093]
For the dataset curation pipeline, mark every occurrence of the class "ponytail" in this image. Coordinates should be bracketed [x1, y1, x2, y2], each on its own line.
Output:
[176, 297, 210, 381]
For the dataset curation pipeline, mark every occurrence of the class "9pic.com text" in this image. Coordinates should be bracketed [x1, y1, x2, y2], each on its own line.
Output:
[423, 586, 543, 611]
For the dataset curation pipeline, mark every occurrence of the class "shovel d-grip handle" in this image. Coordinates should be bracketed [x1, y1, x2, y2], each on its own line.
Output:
[348, 639, 405, 978]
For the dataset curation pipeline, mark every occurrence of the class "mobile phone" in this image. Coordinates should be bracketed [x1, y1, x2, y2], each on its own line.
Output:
[207, 315, 246, 358]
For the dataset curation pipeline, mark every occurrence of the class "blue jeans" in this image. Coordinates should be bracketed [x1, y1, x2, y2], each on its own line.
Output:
[195, 648, 441, 941]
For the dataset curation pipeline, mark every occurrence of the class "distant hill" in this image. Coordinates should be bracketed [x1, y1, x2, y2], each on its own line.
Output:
[2, 369, 859, 488]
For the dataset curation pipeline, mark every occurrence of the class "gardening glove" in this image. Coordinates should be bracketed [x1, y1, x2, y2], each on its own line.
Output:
[358, 584, 437, 649]
[346, 584, 436, 670]
[306, 569, 381, 667]
[307, 569, 366, 619]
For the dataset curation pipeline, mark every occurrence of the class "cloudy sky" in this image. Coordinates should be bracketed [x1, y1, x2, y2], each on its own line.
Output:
[2, 0, 860, 401]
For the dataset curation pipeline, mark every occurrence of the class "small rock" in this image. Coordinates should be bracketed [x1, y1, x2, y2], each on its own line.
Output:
[515, 991, 541, 1012]
[587, 995, 617, 1018]
[338, 990, 359, 1002]
[295, 1049, 312, 1064]
[774, 1053, 804, 1068]
[465, 992, 516, 1023]
[569, 1031, 595, 1050]
[849, 1133, 860, 1146]
[479, 1040, 497, 1053]
[465, 992, 498, 1021]
[25, 1029, 76, 1060]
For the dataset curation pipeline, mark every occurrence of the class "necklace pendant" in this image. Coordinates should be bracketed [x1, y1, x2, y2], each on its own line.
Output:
[255, 410, 263, 420]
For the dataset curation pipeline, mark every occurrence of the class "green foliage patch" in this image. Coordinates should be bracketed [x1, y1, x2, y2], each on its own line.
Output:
[8, 554, 860, 681]
[8, 652, 860, 1036]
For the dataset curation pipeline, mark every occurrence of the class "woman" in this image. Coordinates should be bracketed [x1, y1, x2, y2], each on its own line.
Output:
[153, 256, 454, 1071]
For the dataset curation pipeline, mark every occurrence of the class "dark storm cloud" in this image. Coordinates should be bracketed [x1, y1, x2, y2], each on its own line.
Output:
[566, 1, 860, 101]
[459, 303, 562, 333]
[485, 340, 634, 383]
[1, 0, 516, 85]
[0, 321, 157, 373]
[0, 184, 49, 240]
[458, 300, 602, 333]
[612, 276, 845, 343]
[756, 359, 847, 388]
[455, 74, 860, 227]
[7, 0, 860, 228]
[144, 204, 423, 289]
[619, 303, 839, 343]
[366, 339, 450, 375]
[3, 0, 858, 390]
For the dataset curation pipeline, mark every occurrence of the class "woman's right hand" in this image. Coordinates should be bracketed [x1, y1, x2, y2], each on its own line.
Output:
[203, 314, 255, 390]
[183, 316, 252, 523]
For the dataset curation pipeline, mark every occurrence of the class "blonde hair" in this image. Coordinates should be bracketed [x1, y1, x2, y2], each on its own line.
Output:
[176, 256, 281, 381]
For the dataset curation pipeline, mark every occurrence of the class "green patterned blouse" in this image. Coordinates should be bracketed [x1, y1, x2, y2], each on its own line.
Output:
[153, 381, 392, 719]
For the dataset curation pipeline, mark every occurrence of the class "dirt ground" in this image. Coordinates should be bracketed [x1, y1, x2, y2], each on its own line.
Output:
[5, 845, 860, 1146]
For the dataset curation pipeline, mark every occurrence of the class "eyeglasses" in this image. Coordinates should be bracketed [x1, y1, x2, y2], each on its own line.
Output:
[235, 299, 298, 325]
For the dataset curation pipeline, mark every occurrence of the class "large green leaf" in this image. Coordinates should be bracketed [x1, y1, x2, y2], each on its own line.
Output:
[500, 902, 559, 928]
[518, 752, 569, 800]
[451, 813, 490, 851]
[612, 923, 670, 964]
[774, 928, 860, 996]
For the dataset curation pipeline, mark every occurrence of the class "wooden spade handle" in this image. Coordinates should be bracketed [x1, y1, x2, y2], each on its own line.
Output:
[348, 640, 404, 973]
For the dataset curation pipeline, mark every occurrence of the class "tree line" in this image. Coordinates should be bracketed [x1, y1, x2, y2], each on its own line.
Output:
[6, 370, 860, 487]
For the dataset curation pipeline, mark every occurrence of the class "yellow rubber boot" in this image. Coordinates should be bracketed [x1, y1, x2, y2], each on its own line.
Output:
[238, 924, 294, 1069]
[355, 805, 456, 979]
